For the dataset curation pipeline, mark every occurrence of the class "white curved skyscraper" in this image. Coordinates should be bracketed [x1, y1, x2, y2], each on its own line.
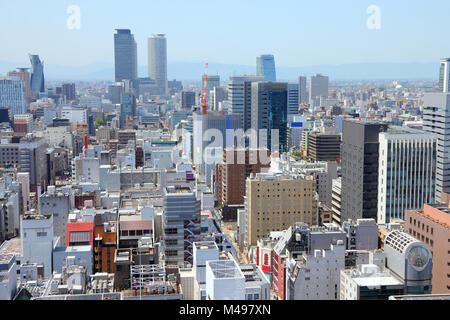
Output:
[148, 34, 168, 97]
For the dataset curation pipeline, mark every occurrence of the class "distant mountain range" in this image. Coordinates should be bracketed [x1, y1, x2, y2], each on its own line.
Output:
[0, 60, 440, 82]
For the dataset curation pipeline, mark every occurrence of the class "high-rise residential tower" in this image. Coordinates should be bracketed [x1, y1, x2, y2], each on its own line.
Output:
[114, 29, 138, 83]
[148, 34, 168, 97]
[439, 58, 450, 93]
[29, 54, 44, 96]
[256, 55, 276, 82]
[423, 92, 450, 202]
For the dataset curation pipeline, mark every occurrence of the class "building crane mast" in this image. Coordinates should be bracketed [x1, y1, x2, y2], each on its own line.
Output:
[201, 63, 209, 115]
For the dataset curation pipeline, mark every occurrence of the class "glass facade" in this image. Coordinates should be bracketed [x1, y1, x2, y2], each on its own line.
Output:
[257, 55, 276, 82]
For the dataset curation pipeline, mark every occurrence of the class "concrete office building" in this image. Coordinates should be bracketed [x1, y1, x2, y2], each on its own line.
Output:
[206, 259, 246, 300]
[13, 114, 33, 133]
[308, 131, 342, 162]
[341, 219, 379, 251]
[114, 29, 138, 83]
[215, 148, 270, 207]
[251, 82, 288, 153]
[405, 204, 450, 294]
[61, 83, 76, 102]
[181, 91, 196, 109]
[256, 55, 276, 82]
[439, 58, 450, 93]
[211, 86, 227, 111]
[202, 75, 220, 109]
[192, 112, 242, 175]
[245, 173, 316, 246]
[309, 74, 328, 108]
[422, 93, 450, 202]
[270, 222, 347, 300]
[61, 106, 88, 125]
[19, 135, 49, 193]
[148, 34, 168, 96]
[298, 76, 307, 104]
[163, 186, 201, 266]
[378, 127, 437, 223]
[0, 76, 26, 116]
[0, 254, 18, 300]
[341, 120, 388, 221]
[340, 264, 404, 300]
[285, 241, 345, 300]
[228, 75, 263, 129]
[39, 186, 74, 245]
[20, 214, 54, 279]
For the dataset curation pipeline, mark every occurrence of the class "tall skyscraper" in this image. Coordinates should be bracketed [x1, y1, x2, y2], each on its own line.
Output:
[256, 55, 276, 82]
[341, 120, 388, 221]
[29, 54, 45, 96]
[114, 29, 138, 83]
[251, 82, 288, 152]
[0, 76, 26, 116]
[438, 58, 450, 93]
[298, 76, 307, 104]
[377, 127, 436, 223]
[148, 34, 168, 96]
[193, 112, 242, 175]
[423, 92, 450, 202]
[228, 75, 263, 129]
[309, 74, 329, 108]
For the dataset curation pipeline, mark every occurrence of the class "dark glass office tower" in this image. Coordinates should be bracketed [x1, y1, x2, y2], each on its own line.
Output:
[340, 120, 388, 221]
[29, 54, 45, 95]
[114, 29, 138, 83]
[251, 82, 288, 153]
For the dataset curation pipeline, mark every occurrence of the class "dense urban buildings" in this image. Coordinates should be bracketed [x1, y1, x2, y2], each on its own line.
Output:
[1, 12, 450, 303]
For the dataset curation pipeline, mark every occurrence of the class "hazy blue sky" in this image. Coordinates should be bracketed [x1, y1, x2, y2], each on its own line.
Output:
[1, 0, 449, 67]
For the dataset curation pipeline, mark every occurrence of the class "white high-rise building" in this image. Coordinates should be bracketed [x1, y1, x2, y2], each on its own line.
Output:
[0, 77, 26, 116]
[298, 76, 307, 104]
[148, 34, 168, 97]
[423, 92, 450, 202]
[439, 58, 450, 93]
[377, 127, 437, 223]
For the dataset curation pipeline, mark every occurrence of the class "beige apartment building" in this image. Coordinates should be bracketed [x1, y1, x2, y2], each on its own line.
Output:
[245, 173, 317, 245]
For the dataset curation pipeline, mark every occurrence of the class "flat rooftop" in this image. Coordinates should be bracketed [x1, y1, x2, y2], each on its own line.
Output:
[208, 260, 244, 279]
[194, 242, 218, 251]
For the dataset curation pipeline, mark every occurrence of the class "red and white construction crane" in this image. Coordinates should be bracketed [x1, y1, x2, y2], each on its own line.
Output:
[201, 63, 209, 115]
